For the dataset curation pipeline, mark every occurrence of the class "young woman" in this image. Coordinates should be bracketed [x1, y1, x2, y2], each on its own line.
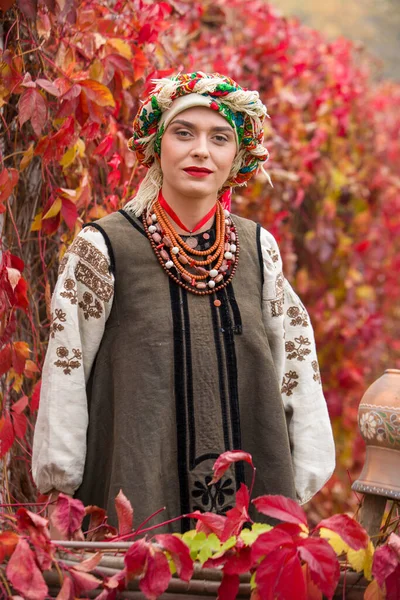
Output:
[32, 72, 335, 533]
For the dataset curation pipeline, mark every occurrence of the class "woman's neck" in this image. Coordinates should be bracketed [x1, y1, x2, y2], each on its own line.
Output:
[160, 186, 218, 234]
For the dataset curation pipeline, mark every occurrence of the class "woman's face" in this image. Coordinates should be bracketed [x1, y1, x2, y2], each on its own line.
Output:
[160, 106, 237, 201]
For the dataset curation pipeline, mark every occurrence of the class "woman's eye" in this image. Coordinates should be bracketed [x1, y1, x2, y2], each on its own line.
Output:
[214, 135, 228, 143]
[176, 130, 191, 137]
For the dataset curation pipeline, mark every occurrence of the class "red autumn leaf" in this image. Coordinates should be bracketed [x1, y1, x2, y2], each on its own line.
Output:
[61, 197, 79, 230]
[30, 379, 42, 412]
[56, 575, 74, 600]
[115, 489, 134, 535]
[210, 450, 253, 484]
[0, 412, 15, 457]
[217, 572, 239, 600]
[24, 359, 40, 378]
[274, 522, 304, 537]
[275, 552, 307, 600]
[17, 0, 38, 20]
[252, 494, 308, 526]
[155, 533, 194, 581]
[84, 504, 117, 541]
[297, 537, 340, 598]
[0, 345, 12, 377]
[18, 88, 47, 137]
[16, 507, 52, 567]
[139, 549, 171, 599]
[36, 78, 60, 97]
[255, 545, 297, 600]
[187, 510, 227, 538]
[316, 514, 369, 550]
[0, 167, 19, 206]
[388, 532, 400, 560]
[96, 569, 126, 600]
[72, 551, 102, 572]
[6, 538, 48, 600]
[14, 276, 29, 311]
[104, 54, 133, 77]
[302, 563, 323, 600]
[372, 544, 399, 587]
[223, 546, 253, 575]
[12, 341, 30, 374]
[124, 537, 150, 579]
[12, 411, 27, 439]
[12, 395, 29, 415]
[69, 568, 102, 594]
[50, 493, 85, 537]
[222, 483, 250, 541]
[251, 528, 294, 563]
[93, 134, 114, 157]
[0, 531, 19, 562]
[385, 564, 400, 600]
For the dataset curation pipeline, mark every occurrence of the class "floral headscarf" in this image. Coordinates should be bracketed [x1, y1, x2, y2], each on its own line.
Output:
[125, 71, 272, 216]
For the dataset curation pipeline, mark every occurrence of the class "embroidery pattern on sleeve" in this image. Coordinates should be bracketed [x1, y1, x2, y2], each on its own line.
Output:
[286, 305, 309, 327]
[50, 308, 66, 338]
[281, 370, 299, 396]
[79, 291, 103, 320]
[269, 272, 284, 317]
[68, 236, 110, 277]
[75, 262, 113, 302]
[285, 336, 312, 361]
[267, 247, 279, 264]
[58, 254, 68, 276]
[312, 360, 322, 385]
[54, 347, 82, 375]
[60, 278, 78, 305]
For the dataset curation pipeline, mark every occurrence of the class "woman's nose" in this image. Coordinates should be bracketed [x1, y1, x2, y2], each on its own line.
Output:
[191, 135, 210, 158]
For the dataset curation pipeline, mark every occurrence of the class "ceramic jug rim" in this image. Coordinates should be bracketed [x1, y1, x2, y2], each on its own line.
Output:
[384, 369, 400, 375]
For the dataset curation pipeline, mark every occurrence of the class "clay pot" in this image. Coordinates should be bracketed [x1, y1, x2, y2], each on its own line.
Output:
[352, 369, 400, 500]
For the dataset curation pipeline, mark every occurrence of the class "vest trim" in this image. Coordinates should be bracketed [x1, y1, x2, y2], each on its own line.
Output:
[118, 209, 147, 238]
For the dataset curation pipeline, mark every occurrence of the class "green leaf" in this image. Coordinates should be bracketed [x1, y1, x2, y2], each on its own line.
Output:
[240, 523, 272, 546]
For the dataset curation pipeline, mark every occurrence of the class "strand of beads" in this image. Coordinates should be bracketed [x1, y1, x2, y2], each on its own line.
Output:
[143, 202, 239, 295]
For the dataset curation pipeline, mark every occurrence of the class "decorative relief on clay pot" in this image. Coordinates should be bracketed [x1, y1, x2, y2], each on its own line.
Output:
[352, 369, 400, 500]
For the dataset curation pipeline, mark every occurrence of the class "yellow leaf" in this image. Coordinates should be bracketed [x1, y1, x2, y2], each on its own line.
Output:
[6, 369, 23, 393]
[348, 540, 374, 580]
[43, 197, 62, 219]
[107, 38, 132, 59]
[60, 145, 78, 168]
[319, 528, 349, 555]
[80, 79, 115, 108]
[356, 285, 376, 301]
[89, 59, 105, 82]
[76, 138, 86, 157]
[20, 144, 34, 171]
[31, 212, 42, 231]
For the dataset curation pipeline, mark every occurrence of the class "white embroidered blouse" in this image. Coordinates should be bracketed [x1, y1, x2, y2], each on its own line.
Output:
[32, 224, 335, 505]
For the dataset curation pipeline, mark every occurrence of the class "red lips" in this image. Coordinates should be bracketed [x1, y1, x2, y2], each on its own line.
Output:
[183, 166, 213, 173]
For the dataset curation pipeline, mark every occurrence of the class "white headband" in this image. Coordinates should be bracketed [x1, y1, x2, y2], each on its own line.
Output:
[159, 93, 239, 148]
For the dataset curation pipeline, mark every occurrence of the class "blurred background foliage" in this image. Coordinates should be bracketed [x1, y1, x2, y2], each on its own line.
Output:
[0, 0, 399, 521]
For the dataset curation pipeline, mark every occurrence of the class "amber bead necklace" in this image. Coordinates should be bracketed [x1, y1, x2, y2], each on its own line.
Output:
[143, 198, 239, 295]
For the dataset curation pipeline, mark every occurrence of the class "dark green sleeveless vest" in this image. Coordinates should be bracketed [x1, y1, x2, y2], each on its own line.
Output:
[75, 210, 295, 532]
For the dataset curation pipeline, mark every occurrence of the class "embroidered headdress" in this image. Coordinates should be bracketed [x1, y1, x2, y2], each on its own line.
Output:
[125, 71, 272, 216]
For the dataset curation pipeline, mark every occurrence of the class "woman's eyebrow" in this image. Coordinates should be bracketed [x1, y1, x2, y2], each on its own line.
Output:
[170, 119, 234, 134]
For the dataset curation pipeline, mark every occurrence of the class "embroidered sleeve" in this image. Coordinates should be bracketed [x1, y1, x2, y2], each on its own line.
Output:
[32, 227, 114, 495]
[260, 227, 335, 504]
